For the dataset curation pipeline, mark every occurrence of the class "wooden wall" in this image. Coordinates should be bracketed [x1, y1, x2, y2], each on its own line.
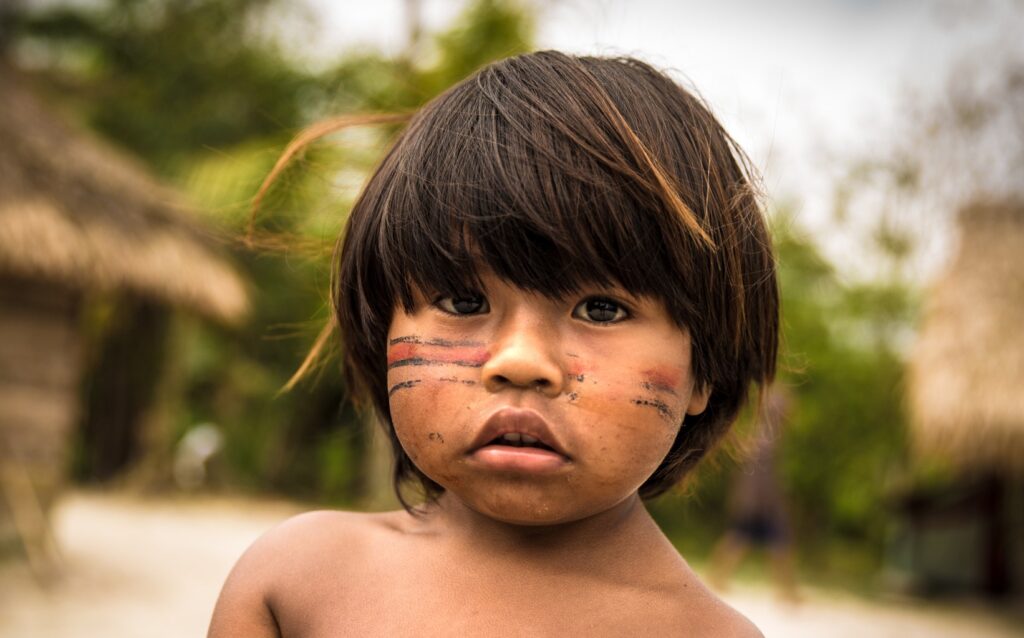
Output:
[0, 276, 82, 550]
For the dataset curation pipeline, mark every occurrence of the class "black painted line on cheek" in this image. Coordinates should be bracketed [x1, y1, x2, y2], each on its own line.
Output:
[641, 381, 679, 397]
[438, 376, 477, 386]
[631, 397, 676, 423]
[387, 358, 486, 370]
[388, 380, 422, 396]
[389, 335, 485, 347]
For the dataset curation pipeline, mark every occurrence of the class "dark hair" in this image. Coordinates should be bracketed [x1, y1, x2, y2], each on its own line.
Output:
[329, 51, 778, 507]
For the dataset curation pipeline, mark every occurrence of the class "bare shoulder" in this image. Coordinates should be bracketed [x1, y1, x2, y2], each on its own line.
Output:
[208, 509, 396, 637]
[668, 576, 763, 638]
[688, 597, 762, 638]
[228, 509, 380, 585]
[252, 509, 381, 559]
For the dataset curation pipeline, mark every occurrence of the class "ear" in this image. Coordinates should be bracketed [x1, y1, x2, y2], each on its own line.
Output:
[685, 383, 711, 416]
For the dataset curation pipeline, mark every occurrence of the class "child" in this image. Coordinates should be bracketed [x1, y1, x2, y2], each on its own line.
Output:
[209, 51, 778, 637]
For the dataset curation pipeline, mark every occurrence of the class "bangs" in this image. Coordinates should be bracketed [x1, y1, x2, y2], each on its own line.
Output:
[370, 57, 705, 315]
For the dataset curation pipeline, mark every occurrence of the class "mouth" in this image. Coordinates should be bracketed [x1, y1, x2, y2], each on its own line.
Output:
[485, 432, 557, 451]
[468, 408, 571, 473]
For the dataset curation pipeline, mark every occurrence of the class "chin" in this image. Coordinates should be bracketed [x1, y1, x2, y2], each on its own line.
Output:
[461, 488, 610, 527]
[479, 505, 579, 527]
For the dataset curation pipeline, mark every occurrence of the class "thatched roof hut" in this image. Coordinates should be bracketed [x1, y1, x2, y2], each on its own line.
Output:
[0, 63, 247, 322]
[908, 200, 1024, 475]
[0, 62, 247, 573]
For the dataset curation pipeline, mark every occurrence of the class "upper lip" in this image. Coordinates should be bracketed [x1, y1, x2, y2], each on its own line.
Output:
[469, 408, 570, 458]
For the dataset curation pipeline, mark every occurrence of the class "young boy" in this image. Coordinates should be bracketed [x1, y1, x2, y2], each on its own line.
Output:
[209, 51, 778, 637]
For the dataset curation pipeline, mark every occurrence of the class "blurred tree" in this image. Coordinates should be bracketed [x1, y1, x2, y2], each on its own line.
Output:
[773, 214, 914, 564]
[320, 0, 533, 113]
[651, 209, 915, 585]
[8, 0, 535, 504]
[12, 0, 315, 173]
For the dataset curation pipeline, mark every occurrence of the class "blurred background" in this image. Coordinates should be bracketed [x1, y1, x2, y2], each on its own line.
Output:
[0, 0, 1022, 636]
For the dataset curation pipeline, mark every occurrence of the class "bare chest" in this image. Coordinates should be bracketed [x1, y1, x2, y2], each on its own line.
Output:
[273, 557, 688, 637]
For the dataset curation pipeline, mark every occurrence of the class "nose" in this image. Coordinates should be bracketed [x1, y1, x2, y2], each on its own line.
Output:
[481, 311, 565, 397]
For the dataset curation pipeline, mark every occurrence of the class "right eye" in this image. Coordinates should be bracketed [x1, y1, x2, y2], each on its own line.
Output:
[572, 296, 629, 324]
[435, 294, 489, 315]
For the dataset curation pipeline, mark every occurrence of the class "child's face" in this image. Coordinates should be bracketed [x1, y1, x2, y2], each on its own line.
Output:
[386, 270, 709, 525]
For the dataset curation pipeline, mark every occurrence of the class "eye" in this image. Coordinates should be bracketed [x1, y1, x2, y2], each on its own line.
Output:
[435, 293, 489, 316]
[572, 297, 629, 324]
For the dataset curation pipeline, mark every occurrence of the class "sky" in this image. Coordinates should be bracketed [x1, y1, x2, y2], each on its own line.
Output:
[300, 0, 1023, 280]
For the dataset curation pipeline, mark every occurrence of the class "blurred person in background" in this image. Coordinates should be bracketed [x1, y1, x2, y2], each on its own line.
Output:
[709, 384, 800, 603]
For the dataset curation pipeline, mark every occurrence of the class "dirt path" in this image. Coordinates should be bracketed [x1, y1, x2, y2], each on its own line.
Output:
[0, 491, 1019, 637]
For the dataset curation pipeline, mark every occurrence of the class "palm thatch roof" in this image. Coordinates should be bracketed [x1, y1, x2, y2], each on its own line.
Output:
[0, 63, 247, 323]
[908, 199, 1024, 475]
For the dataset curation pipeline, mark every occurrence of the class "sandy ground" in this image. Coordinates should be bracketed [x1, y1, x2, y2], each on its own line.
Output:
[0, 491, 1020, 638]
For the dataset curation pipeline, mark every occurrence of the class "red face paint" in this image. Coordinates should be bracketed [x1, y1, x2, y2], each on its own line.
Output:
[387, 342, 491, 368]
[641, 367, 682, 395]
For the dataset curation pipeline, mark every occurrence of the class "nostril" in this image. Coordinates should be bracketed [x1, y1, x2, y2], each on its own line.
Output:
[488, 375, 553, 391]
[482, 350, 563, 395]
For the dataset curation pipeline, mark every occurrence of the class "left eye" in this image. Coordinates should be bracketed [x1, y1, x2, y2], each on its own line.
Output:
[436, 294, 489, 315]
[572, 297, 629, 324]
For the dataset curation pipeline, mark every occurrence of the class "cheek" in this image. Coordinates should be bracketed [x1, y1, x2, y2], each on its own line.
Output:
[387, 380, 481, 486]
[384, 336, 490, 438]
[388, 385, 448, 467]
[568, 379, 681, 480]
[563, 355, 692, 481]
[389, 384, 442, 426]
[641, 365, 685, 395]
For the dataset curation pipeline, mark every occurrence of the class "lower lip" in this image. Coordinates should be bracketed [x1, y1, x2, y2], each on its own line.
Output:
[469, 445, 569, 473]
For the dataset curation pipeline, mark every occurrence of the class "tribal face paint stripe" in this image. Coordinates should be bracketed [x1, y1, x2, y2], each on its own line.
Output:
[631, 397, 676, 423]
[633, 368, 685, 424]
[389, 336, 484, 348]
[641, 367, 682, 395]
[389, 379, 422, 396]
[641, 380, 678, 396]
[387, 335, 490, 370]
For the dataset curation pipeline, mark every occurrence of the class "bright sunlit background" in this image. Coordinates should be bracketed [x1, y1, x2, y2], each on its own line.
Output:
[1, 1, 1022, 636]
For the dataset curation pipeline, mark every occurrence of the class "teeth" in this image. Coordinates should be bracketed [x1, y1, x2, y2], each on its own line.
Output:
[495, 432, 548, 449]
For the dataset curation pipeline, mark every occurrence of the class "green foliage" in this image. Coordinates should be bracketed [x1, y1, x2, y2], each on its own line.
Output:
[420, 0, 534, 97]
[774, 212, 914, 541]
[15, 0, 315, 172]
[653, 210, 917, 581]
[320, 0, 533, 112]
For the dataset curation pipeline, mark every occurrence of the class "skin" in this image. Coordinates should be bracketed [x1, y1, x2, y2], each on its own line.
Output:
[208, 272, 762, 637]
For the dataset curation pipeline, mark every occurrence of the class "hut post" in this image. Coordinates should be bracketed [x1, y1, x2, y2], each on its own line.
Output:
[0, 275, 83, 572]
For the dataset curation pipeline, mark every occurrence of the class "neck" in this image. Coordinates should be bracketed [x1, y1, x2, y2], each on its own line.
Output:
[421, 492, 671, 569]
